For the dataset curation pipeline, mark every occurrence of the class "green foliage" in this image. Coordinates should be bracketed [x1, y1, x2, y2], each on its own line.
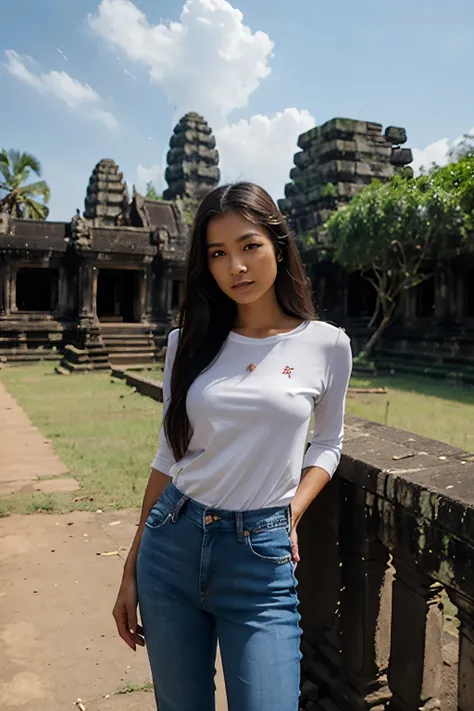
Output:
[321, 181, 337, 199]
[145, 181, 163, 201]
[0, 149, 50, 219]
[181, 196, 201, 226]
[298, 229, 317, 248]
[325, 155, 474, 355]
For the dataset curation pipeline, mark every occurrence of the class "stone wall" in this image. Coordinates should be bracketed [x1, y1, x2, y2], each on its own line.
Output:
[298, 416, 474, 711]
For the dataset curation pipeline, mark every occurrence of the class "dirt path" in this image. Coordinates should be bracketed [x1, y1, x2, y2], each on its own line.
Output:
[0, 381, 77, 496]
[0, 381, 227, 710]
[0, 509, 228, 711]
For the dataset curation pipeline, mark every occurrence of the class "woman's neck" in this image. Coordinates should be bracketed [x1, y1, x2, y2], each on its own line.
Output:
[233, 290, 300, 336]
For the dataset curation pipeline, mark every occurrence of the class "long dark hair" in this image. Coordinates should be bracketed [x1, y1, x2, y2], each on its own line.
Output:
[164, 181, 316, 461]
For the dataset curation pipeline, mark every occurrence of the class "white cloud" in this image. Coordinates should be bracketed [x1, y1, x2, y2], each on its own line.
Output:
[217, 109, 315, 199]
[4, 49, 118, 130]
[88, 0, 274, 128]
[412, 128, 474, 173]
[90, 0, 316, 197]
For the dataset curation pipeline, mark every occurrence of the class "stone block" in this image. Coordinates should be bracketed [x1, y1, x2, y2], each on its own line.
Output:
[298, 126, 320, 149]
[294, 151, 312, 169]
[391, 147, 414, 166]
[385, 126, 408, 145]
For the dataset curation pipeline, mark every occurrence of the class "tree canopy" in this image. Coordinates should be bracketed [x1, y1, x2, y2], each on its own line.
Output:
[0, 149, 50, 219]
[324, 155, 474, 357]
[145, 181, 163, 201]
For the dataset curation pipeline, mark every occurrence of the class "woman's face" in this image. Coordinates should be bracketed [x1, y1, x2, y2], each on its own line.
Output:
[206, 210, 279, 305]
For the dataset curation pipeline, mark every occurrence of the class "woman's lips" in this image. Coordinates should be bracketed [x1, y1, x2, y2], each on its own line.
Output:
[231, 280, 254, 290]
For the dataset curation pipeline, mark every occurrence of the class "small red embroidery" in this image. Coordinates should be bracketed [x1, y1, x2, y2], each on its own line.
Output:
[282, 365, 294, 378]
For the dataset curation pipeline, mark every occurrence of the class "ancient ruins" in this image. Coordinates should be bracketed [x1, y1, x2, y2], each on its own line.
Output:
[0, 112, 220, 371]
[0, 113, 473, 379]
[280, 118, 474, 383]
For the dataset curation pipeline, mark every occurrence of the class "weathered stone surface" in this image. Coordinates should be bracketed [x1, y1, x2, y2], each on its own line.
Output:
[385, 126, 408, 145]
[391, 147, 414, 166]
[163, 112, 220, 201]
[279, 117, 413, 245]
[297, 417, 473, 711]
[84, 159, 129, 228]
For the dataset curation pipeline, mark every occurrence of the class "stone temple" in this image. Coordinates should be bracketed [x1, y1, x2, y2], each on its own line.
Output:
[1, 113, 473, 379]
[0, 112, 220, 371]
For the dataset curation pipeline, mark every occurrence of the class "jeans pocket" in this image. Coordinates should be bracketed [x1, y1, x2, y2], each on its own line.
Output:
[145, 499, 172, 530]
[247, 525, 292, 564]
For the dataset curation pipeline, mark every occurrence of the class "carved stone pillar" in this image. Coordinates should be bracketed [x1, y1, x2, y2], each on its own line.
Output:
[338, 486, 392, 710]
[9, 265, 17, 313]
[447, 589, 474, 711]
[54, 268, 68, 318]
[297, 479, 343, 694]
[79, 263, 94, 319]
[145, 268, 154, 322]
[0, 263, 6, 315]
[388, 559, 443, 711]
[138, 270, 147, 322]
[91, 266, 98, 320]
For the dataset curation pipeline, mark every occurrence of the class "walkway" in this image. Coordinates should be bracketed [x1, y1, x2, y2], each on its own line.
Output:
[0, 380, 77, 496]
[0, 380, 227, 710]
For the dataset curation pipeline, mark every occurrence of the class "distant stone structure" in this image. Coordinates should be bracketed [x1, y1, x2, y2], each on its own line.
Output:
[279, 118, 413, 241]
[0, 113, 221, 371]
[163, 112, 220, 202]
[84, 159, 130, 227]
[280, 117, 474, 382]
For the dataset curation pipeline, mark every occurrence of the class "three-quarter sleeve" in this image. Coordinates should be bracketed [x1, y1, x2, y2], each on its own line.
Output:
[151, 328, 180, 474]
[302, 329, 352, 478]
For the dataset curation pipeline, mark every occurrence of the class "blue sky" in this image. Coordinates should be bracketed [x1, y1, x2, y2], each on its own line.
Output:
[1, 0, 473, 220]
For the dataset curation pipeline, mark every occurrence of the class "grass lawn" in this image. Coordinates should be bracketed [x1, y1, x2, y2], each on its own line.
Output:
[0, 363, 163, 516]
[1, 364, 473, 517]
[347, 374, 474, 452]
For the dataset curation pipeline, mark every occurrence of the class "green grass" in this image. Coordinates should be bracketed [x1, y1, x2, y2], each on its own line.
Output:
[347, 374, 474, 451]
[1, 365, 473, 517]
[0, 364, 163, 516]
[117, 682, 154, 694]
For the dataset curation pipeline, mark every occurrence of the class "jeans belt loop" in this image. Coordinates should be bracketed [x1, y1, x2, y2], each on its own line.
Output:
[171, 494, 189, 523]
[235, 511, 244, 542]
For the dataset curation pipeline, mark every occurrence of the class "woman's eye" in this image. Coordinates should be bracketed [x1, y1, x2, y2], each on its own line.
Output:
[210, 250, 225, 259]
[244, 243, 260, 251]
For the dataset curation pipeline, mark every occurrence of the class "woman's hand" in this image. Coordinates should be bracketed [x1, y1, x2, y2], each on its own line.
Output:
[290, 526, 300, 565]
[112, 572, 145, 651]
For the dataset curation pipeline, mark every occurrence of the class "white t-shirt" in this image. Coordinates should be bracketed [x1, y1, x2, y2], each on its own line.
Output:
[152, 320, 352, 510]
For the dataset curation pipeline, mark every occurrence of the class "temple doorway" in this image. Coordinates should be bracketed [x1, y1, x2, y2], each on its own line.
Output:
[16, 268, 58, 312]
[97, 269, 137, 322]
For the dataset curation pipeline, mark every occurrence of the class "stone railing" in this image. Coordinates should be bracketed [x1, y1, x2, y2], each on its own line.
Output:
[298, 417, 474, 711]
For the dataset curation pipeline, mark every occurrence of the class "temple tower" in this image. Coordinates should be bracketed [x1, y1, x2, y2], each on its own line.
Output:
[279, 119, 413, 242]
[163, 112, 220, 202]
[84, 159, 129, 227]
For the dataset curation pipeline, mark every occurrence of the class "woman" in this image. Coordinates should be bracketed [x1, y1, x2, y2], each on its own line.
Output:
[113, 182, 352, 711]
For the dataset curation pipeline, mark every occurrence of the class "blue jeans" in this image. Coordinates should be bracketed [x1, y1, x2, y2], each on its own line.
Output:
[137, 482, 301, 711]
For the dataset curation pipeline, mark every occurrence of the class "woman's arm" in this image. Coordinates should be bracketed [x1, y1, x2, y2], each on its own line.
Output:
[113, 329, 180, 650]
[290, 329, 352, 562]
[122, 467, 171, 578]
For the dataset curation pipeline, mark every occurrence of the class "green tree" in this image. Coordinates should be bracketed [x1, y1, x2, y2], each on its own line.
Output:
[325, 159, 473, 359]
[145, 181, 163, 201]
[0, 149, 50, 219]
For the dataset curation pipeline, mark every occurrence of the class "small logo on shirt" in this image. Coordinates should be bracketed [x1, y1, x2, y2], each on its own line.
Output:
[282, 365, 294, 378]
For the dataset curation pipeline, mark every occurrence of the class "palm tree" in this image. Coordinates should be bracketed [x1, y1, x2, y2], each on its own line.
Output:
[0, 149, 51, 219]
